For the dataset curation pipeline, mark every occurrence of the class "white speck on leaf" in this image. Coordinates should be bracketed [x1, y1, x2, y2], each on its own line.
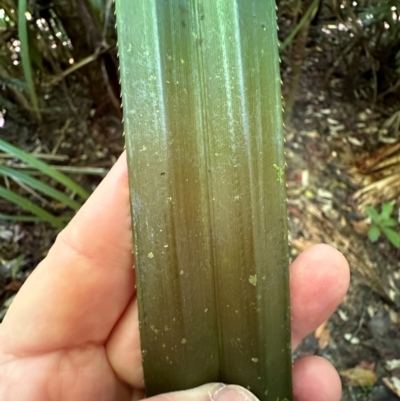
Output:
[249, 275, 257, 286]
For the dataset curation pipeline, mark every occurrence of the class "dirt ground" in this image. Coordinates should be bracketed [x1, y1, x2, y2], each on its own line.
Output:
[286, 60, 400, 399]
[1, 38, 400, 401]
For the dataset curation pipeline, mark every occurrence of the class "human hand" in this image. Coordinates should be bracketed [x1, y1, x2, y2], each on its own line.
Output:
[0, 153, 349, 401]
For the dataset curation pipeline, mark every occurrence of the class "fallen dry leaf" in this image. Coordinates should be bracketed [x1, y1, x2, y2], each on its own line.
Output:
[318, 328, 330, 349]
[290, 238, 315, 252]
[315, 321, 331, 349]
[340, 367, 378, 387]
[315, 321, 328, 338]
[386, 360, 400, 371]
[383, 377, 400, 397]
[351, 219, 369, 235]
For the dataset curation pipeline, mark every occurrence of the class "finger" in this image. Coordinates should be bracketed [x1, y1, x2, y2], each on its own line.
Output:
[293, 356, 342, 401]
[107, 299, 143, 388]
[0, 153, 135, 354]
[290, 244, 350, 349]
[144, 384, 260, 401]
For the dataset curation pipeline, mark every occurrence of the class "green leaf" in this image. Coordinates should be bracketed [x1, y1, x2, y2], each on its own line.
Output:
[0, 139, 89, 200]
[280, 0, 320, 50]
[380, 202, 394, 220]
[0, 166, 82, 211]
[366, 206, 381, 224]
[86, 0, 106, 26]
[381, 218, 398, 228]
[368, 226, 381, 242]
[382, 227, 400, 248]
[18, 0, 41, 120]
[0, 185, 65, 228]
[116, 1, 291, 400]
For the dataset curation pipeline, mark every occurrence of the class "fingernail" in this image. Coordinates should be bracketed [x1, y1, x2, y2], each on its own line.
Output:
[150, 383, 260, 401]
[212, 385, 260, 401]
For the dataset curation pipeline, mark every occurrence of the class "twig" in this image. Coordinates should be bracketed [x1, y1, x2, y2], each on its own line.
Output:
[6, 163, 109, 176]
[11, 178, 50, 206]
[52, 119, 71, 155]
[352, 308, 366, 338]
[102, 0, 114, 39]
[0, 153, 69, 161]
[48, 45, 114, 86]
[362, 42, 377, 105]
[379, 79, 400, 100]
[0, 213, 71, 223]
[324, 36, 359, 83]
[101, 58, 121, 111]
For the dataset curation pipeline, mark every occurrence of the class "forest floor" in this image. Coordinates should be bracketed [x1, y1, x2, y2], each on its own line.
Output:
[1, 46, 400, 401]
[286, 56, 400, 400]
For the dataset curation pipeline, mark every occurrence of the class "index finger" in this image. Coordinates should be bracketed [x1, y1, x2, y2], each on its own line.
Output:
[0, 152, 135, 355]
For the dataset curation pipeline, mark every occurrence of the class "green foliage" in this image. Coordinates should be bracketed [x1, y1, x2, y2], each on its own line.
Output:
[17, 0, 40, 120]
[0, 139, 89, 200]
[280, 0, 320, 51]
[86, 0, 108, 27]
[0, 166, 81, 211]
[366, 202, 400, 248]
[0, 184, 65, 228]
[0, 139, 88, 228]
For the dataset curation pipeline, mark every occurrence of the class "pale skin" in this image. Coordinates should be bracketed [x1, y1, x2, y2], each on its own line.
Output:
[0, 153, 350, 401]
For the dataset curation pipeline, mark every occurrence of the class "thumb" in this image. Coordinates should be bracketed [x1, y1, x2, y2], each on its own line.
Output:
[143, 383, 260, 401]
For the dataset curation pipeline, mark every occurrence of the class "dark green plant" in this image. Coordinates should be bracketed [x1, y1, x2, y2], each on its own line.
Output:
[18, 0, 40, 119]
[0, 0, 117, 119]
[366, 202, 400, 248]
[0, 138, 88, 228]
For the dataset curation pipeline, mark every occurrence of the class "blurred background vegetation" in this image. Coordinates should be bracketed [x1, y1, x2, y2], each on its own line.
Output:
[1, 0, 400, 399]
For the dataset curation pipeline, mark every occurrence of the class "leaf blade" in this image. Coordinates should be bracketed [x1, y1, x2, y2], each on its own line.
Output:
[368, 226, 381, 242]
[116, 1, 291, 400]
[18, 0, 41, 120]
[0, 165, 82, 211]
[382, 227, 400, 248]
[380, 202, 394, 220]
[0, 138, 89, 200]
[0, 185, 64, 228]
[366, 205, 381, 224]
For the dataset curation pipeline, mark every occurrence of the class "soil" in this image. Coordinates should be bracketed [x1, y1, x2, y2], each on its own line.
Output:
[285, 40, 400, 400]
[1, 31, 400, 401]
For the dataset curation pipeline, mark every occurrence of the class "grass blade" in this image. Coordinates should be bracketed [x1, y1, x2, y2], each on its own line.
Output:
[0, 139, 89, 200]
[0, 213, 71, 223]
[116, 1, 292, 400]
[0, 166, 82, 211]
[280, 0, 320, 51]
[0, 185, 65, 228]
[382, 227, 400, 248]
[18, 0, 41, 120]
